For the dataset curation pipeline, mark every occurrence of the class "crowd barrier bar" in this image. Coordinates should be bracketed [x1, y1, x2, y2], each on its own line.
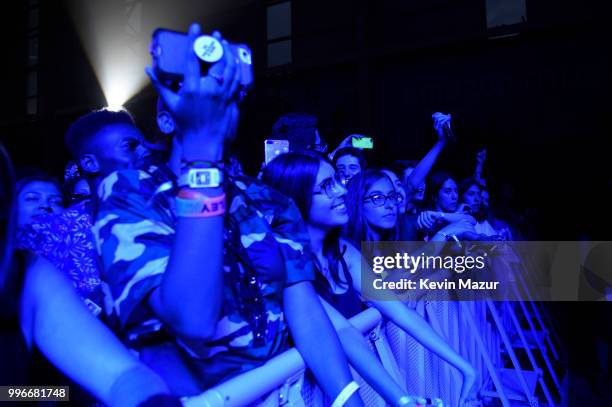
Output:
[183, 308, 384, 407]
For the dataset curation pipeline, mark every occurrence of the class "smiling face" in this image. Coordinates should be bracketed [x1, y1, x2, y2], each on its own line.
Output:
[363, 176, 398, 231]
[436, 178, 459, 213]
[17, 180, 63, 226]
[308, 161, 349, 230]
[335, 154, 361, 182]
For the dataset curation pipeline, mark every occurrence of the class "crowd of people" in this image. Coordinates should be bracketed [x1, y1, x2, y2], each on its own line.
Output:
[1, 25, 526, 407]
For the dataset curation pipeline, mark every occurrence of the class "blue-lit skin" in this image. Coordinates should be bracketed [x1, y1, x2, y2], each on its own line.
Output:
[335, 154, 362, 183]
[481, 189, 490, 211]
[381, 169, 406, 216]
[362, 176, 399, 235]
[401, 112, 451, 214]
[75, 123, 150, 201]
[402, 167, 426, 213]
[0, 144, 172, 404]
[436, 178, 459, 213]
[17, 181, 64, 227]
[461, 183, 482, 214]
[19, 256, 171, 405]
[147, 26, 361, 404]
[302, 162, 410, 404]
[73, 178, 91, 197]
[265, 153, 477, 406]
[309, 168, 475, 406]
[144, 25, 238, 340]
[309, 161, 349, 230]
[87, 124, 148, 174]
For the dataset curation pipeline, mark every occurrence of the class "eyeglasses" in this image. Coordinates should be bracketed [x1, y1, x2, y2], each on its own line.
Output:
[363, 192, 404, 207]
[313, 174, 345, 198]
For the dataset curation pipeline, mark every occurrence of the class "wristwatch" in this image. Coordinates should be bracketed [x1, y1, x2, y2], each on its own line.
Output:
[178, 168, 223, 188]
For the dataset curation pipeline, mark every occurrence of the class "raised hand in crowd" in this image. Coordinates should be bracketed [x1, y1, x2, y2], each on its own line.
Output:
[432, 112, 453, 142]
[328, 134, 360, 160]
[474, 149, 487, 183]
[146, 25, 240, 161]
[402, 113, 453, 206]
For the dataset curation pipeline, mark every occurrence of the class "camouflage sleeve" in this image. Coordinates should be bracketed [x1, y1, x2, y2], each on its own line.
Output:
[232, 179, 315, 287]
[271, 195, 316, 286]
[252, 182, 316, 286]
[93, 170, 175, 328]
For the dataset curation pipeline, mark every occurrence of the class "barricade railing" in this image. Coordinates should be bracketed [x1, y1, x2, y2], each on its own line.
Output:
[183, 299, 565, 406]
[183, 308, 384, 407]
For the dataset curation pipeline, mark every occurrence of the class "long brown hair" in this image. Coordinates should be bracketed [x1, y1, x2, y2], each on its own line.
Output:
[344, 169, 399, 246]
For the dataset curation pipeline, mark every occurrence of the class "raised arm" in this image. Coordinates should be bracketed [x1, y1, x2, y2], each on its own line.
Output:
[473, 149, 487, 185]
[144, 25, 241, 339]
[21, 256, 172, 406]
[405, 112, 450, 192]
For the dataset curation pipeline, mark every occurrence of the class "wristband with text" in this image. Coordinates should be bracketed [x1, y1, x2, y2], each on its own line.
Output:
[175, 190, 226, 218]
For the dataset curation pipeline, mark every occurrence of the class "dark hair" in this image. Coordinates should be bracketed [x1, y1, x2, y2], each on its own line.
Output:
[262, 152, 320, 218]
[0, 144, 18, 313]
[459, 176, 483, 198]
[16, 175, 63, 199]
[426, 170, 456, 210]
[333, 147, 366, 171]
[269, 113, 319, 153]
[262, 151, 349, 291]
[344, 169, 399, 246]
[388, 160, 418, 179]
[64, 109, 135, 158]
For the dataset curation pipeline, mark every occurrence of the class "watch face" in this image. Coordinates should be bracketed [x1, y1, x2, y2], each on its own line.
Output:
[194, 170, 212, 185]
[185, 168, 221, 188]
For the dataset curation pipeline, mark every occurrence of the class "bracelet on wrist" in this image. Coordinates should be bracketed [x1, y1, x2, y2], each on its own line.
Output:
[175, 190, 226, 218]
[180, 159, 225, 170]
[331, 381, 359, 407]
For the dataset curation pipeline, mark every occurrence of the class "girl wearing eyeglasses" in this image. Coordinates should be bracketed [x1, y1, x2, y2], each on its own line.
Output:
[263, 152, 475, 407]
[344, 169, 403, 245]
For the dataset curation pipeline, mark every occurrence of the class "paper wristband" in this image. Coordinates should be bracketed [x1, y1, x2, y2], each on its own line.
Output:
[175, 193, 226, 218]
[331, 381, 359, 407]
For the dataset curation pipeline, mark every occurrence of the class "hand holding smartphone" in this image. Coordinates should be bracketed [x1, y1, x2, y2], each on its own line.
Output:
[150, 28, 254, 91]
[351, 136, 374, 149]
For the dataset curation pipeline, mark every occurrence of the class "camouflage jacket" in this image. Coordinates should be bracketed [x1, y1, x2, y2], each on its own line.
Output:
[93, 166, 315, 382]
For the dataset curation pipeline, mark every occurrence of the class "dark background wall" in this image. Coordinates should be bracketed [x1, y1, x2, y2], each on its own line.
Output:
[1, 0, 610, 239]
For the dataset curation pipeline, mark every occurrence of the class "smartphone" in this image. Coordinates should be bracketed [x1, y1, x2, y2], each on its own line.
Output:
[351, 136, 373, 149]
[150, 28, 254, 89]
[442, 122, 456, 141]
[264, 140, 290, 164]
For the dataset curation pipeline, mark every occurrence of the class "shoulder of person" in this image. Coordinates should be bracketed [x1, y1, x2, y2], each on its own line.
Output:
[97, 169, 159, 202]
[339, 238, 361, 261]
[233, 175, 289, 201]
